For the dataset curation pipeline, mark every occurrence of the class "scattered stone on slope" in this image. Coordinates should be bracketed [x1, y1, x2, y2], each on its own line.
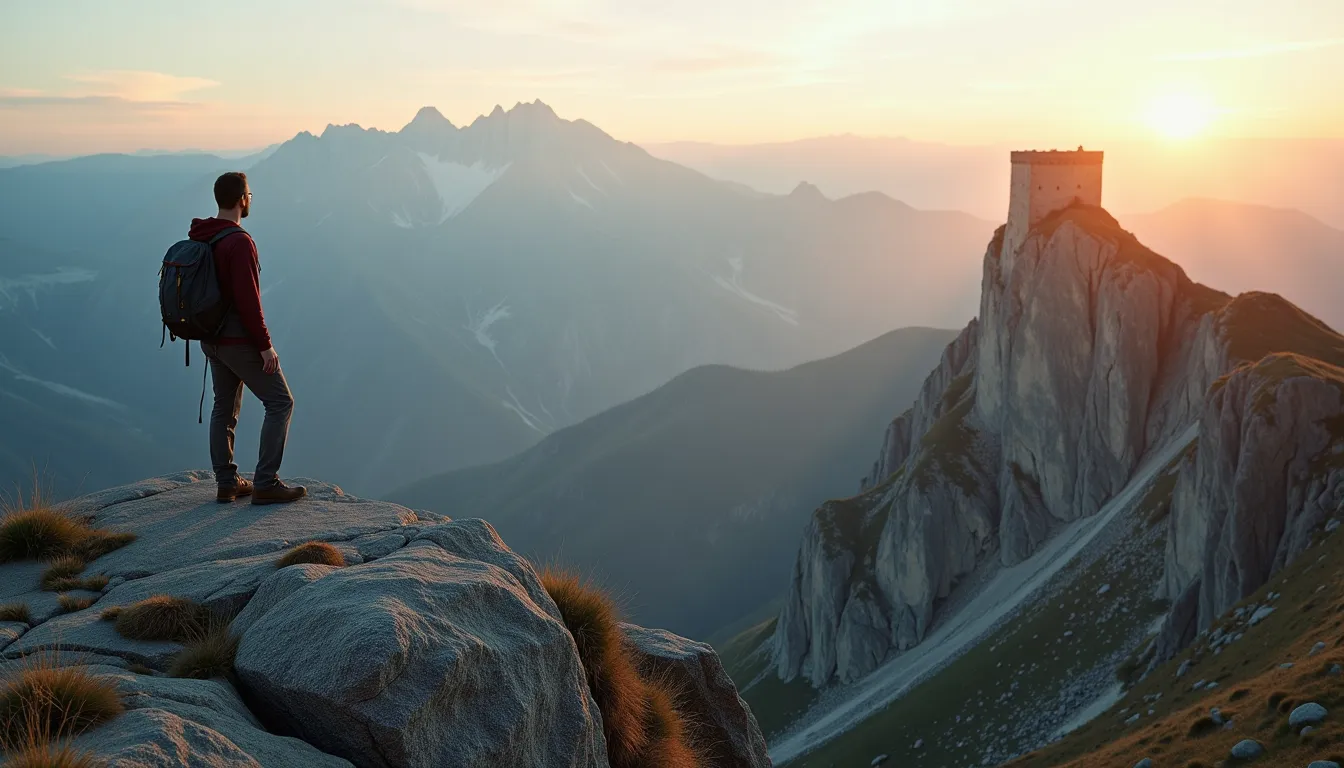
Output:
[1290, 702, 1328, 729]
[1231, 739, 1265, 760]
[235, 520, 607, 768]
[1133, 759, 1153, 768]
[623, 623, 771, 768]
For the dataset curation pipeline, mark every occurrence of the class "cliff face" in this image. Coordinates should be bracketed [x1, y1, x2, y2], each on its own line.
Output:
[773, 204, 1344, 688]
[1156, 345, 1344, 656]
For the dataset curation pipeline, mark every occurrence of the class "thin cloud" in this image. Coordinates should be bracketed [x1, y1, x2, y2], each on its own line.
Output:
[1156, 38, 1344, 62]
[0, 94, 198, 112]
[65, 70, 219, 101]
[652, 50, 780, 74]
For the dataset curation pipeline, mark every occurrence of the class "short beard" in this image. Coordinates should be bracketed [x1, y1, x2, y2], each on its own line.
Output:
[240, 200, 250, 219]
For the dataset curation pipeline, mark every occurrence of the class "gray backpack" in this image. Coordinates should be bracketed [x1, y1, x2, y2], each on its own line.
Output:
[159, 227, 242, 364]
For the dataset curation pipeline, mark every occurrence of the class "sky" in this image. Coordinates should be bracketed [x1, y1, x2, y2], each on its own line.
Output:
[1, 0, 1342, 154]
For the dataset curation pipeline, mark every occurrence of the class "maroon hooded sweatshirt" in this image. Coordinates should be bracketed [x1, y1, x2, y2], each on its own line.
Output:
[187, 217, 272, 350]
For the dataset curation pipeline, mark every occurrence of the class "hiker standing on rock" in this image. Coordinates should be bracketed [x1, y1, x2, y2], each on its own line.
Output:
[185, 172, 306, 505]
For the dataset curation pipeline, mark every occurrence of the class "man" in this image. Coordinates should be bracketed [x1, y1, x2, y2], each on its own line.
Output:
[190, 172, 306, 505]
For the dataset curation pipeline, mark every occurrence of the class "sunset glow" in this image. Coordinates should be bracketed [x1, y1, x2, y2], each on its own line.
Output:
[1145, 87, 1217, 140]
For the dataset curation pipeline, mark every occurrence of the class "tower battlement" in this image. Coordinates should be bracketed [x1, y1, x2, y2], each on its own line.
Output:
[1004, 148, 1104, 255]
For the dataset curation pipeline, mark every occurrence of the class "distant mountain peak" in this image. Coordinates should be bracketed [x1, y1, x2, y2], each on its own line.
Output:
[789, 181, 828, 201]
[407, 106, 454, 129]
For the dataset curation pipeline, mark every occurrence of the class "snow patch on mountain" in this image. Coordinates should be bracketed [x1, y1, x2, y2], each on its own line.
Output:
[502, 385, 548, 434]
[0, 353, 126, 410]
[599, 159, 623, 185]
[28, 326, 56, 350]
[464, 299, 511, 368]
[577, 165, 604, 194]
[569, 189, 595, 209]
[417, 152, 507, 224]
[0, 268, 98, 310]
[712, 257, 800, 326]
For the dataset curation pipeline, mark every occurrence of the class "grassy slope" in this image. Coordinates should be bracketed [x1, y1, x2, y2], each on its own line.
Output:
[718, 617, 823, 739]
[1017, 516, 1344, 768]
[393, 326, 957, 638]
[784, 465, 1178, 768]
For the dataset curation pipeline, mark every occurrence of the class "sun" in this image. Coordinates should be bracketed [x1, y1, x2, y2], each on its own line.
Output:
[1144, 88, 1216, 140]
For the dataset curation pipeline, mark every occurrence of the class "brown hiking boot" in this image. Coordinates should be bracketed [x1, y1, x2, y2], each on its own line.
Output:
[217, 477, 254, 503]
[251, 482, 307, 506]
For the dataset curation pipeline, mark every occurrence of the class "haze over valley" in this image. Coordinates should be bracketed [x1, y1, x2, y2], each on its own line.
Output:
[2, 2, 1343, 766]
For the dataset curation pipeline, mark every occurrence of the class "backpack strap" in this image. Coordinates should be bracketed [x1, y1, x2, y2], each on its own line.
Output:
[207, 227, 245, 246]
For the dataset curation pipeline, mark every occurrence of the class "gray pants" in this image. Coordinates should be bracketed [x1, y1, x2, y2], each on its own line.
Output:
[201, 341, 294, 488]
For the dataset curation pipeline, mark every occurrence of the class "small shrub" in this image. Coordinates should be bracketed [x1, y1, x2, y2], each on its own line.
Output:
[0, 603, 32, 624]
[275, 541, 345, 568]
[641, 680, 699, 768]
[0, 490, 134, 566]
[44, 574, 108, 593]
[39, 555, 86, 590]
[0, 660, 123, 749]
[2, 742, 102, 768]
[168, 623, 239, 680]
[114, 596, 210, 642]
[541, 569, 649, 766]
[56, 594, 94, 614]
[0, 508, 89, 563]
[99, 606, 122, 622]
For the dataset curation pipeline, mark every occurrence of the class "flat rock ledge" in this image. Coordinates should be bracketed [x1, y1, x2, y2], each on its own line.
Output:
[0, 473, 769, 767]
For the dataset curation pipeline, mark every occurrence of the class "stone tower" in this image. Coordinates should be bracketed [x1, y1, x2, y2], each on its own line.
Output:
[1003, 148, 1103, 256]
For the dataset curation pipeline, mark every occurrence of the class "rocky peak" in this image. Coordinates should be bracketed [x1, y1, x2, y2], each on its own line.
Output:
[400, 105, 456, 137]
[772, 201, 1344, 690]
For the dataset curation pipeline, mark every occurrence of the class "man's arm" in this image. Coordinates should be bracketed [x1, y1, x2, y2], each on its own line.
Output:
[228, 235, 274, 353]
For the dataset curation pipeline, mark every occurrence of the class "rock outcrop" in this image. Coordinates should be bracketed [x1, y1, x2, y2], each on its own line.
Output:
[773, 204, 1344, 687]
[624, 624, 772, 768]
[0, 473, 768, 767]
[1156, 345, 1344, 656]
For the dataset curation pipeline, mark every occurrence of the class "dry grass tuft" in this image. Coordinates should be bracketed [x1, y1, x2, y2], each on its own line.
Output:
[642, 679, 700, 768]
[0, 488, 134, 566]
[541, 568, 650, 766]
[126, 664, 155, 676]
[99, 607, 121, 622]
[113, 596, 211, 643]
[0, 658, 123, 750]
[0, 603, 32, 624]
[2, 742, 103, 767]
[38, 556, 86, 590]
[56, 595, 94, 614]
[168, 623, 239, 680]
[0, 508, 90, 564]
[274, 541, 345, 568]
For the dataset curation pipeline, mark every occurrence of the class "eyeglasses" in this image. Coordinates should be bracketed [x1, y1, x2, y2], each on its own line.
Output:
[244, 192, 254, 199]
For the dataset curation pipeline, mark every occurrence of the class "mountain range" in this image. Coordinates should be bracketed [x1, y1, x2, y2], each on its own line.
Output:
[649, 135, 1344, 230]
[394, 325, 956, 639]
[0, 101, 995, 496]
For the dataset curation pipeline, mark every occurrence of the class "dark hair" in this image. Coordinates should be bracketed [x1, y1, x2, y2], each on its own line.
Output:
[213, 172, 248, 208]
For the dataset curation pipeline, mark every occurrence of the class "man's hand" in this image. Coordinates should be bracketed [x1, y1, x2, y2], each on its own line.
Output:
[260, 347, 280, 374]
